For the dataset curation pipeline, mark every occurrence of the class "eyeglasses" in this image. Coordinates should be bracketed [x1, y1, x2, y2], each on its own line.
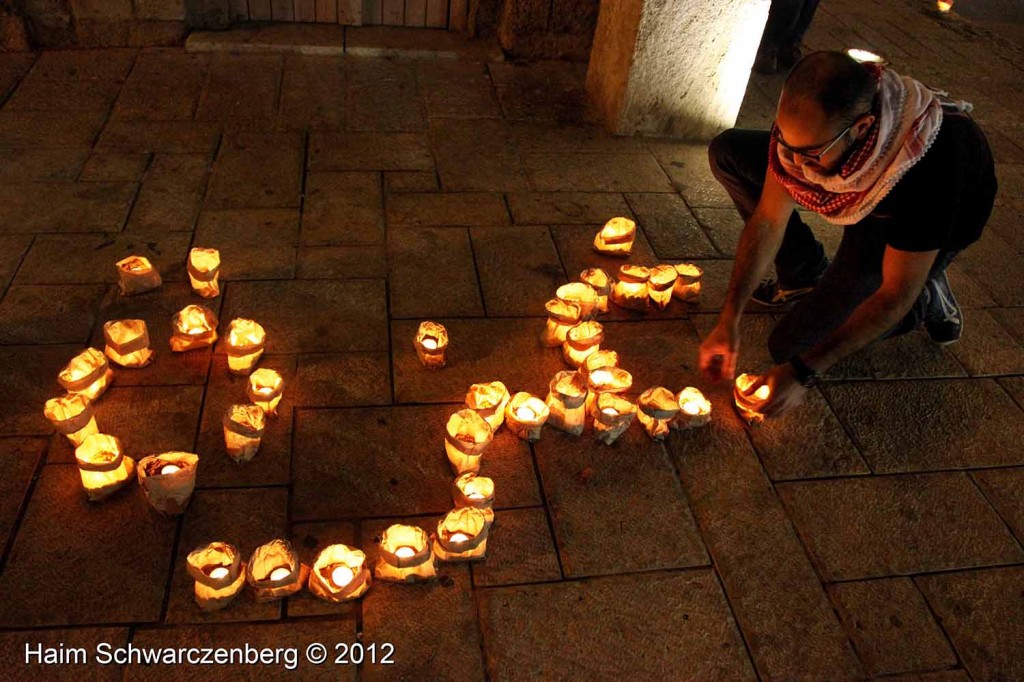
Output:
[773, 120, 857, 163]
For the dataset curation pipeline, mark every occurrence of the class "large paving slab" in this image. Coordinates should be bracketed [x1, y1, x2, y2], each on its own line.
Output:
[418, 60, 501, 119]
[946, 308, 1024, 376]
[128, 619, 356, 681]
[47, 385, 205, 465]
[430, 118, 529, 192]
[391, 317, 567, 403]
[386, 192, 510, 226]
[292, 352, 392, 407]
[112, 51, 208, 120]
[669, 389, 865, 681]
[521, 151, 674, 192]
[0, 147, 90, 181]
[917, 567, 1024, 682]
[0, 235, 32, 293]
[470, 507, 562, 587]
[5, 75, 122, 112]
[533, 424, 708, 577]
[478, 571, 757, 680]
[971, 467, 1024, 544]
[0, 182, 136, 234]
[292, 404, 540, 520]
[300, 172, 383, 246]
[196, 355, 296, 488]
[0, 465, 176, 627]
[96, 120, 221, 154]
[506, 192, 633, 225]
[0, 626, 129, 682]
[308, 131, 433, 171]
[29, 49, 136, 82]
[0, 284, 107, 344]
[279, 53, 345, 130]
[0, 345, 85, 436]
[220, 279, 388, 353]
[164, 487, 288, 624]
[15, 233, 191, 285]
[470, 225, 566, 317]
[828, 578, 957, 677]
[194, 209, 299, 279]
[196, 53, 282, 125]
[547, 222, 662, 279]
[345, 59, 426, 132]
[778, 473, 1024, 581]
[624, 192, 720, 259]
[645, 140, 733, 208]
[0, 111, 108, 148]
[204, 132, 303, 210]
[296, 246, 388, 280]
[823, 379, 1024, 472]
[387, 227, 484, 318]
[0, 438, 45, 554]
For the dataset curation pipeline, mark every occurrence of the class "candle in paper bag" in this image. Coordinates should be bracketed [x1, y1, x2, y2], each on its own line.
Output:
[580, 268, 611, 314]
[504, 392, 549, 442]
[374, 524, 437, 583]
[169, 304, 218, 352]
[585, 365, 633, 412]
[74, 433, 135, 502]
[187, 542, 246, 612]
[581, 349, 619, 379]
[541, 299, 581, 347]
[593, 217, 636, 256]
[432, 507, 490, 562]
[58, 347, 113, 401]
[674, 387, 712, 429]
[636, 387, 680, 440]
[610, 265, 650, 311]
[563, 320, 604, 367]
[452, 471, 495, 523]
[224, 318, 266, 375]
[591, 393, 637, 445]
[309, 544, 372, 603]
[937, 0, 952, 11]
[556, 282, 599, 320]
[223, 404, 266, 463]
[648, 265, 678, 310]
[188, 247, 221, 299]
[103, 319, 154, 368]
[672, 263, 703, 303]
[465, 381, 510, 432]
[116, 255, 162, 296]
[734, 373, 770, 425]
[545, 370, 589, 436]
[137, 452, 198, 515]
[246, 539, 309, 602]
[44, 393, 99, 447]
[247, 368, 283, 417]
[444, 409, 493, 475]
[414, 321, 449, 369]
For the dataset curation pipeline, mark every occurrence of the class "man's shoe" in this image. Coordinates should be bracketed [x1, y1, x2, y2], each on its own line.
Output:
[923, 270, 963, 345]
[751, 257, 829, 307]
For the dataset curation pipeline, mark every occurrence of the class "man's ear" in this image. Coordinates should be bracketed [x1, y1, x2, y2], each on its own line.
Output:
[853, 114, 876, 139]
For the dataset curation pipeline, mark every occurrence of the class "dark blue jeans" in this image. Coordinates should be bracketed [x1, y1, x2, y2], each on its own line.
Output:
[708, 128, 956, 364]
[761, 0, 821, 52]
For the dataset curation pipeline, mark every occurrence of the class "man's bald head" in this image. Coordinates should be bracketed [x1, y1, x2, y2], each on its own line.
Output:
[780, 51, 877, 128]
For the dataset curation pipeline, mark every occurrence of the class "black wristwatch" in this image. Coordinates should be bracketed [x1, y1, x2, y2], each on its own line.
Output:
[788, 355, 820, 387]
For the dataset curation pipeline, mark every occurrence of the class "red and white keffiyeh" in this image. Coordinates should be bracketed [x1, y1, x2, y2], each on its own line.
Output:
[769, 65, 944, 225]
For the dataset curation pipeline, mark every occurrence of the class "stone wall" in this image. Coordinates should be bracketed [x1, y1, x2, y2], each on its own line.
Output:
[472, 0, 599, 60]
[2, 0, 188, 49]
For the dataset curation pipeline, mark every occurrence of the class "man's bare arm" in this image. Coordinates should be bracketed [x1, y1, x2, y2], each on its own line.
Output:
[721, 170, 797, 324]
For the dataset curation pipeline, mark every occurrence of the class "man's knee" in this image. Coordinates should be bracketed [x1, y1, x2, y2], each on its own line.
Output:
[707, 128, 744, 181]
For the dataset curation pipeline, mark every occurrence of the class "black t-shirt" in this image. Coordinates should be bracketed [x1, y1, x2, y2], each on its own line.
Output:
[866, 110, 997, 252]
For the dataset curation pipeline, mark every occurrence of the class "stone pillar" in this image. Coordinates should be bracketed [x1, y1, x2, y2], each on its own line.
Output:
[586, 0, 770, 139]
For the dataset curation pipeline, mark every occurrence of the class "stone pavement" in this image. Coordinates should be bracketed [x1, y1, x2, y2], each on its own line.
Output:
[0, 0, 1023, 679]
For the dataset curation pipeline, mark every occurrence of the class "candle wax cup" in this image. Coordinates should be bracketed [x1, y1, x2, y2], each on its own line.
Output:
[209, 566, 230, 580]
[160, 464, 181, 476]
[269, 567, 291, 582]
[515, 406, 536, 421]
[394, 546, 416, 559]
[421, 337, 438, 350]
[449, 532, 470, 544]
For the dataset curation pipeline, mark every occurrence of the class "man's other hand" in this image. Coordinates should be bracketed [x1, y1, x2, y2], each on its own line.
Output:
[699, 321, 739, 382]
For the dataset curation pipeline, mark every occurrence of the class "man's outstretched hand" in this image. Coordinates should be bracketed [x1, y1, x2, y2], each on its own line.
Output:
[739, 362, 808, 418]
[698, 321, 739, 383]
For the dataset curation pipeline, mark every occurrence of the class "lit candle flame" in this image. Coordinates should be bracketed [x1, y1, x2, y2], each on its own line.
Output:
[330, 565, 354, 588]
[269, 567, 291, 581]
[467, 491, 485, 500]
[682, 401, 701, 416]
[394, 546, 416, 559]
[937, 0, 952, 11]
[209, 566, 229, 580]
[515, 405, 536, 422]
[159, 464, 181, 476]
[754, 385, 770, 400]
[590, 370, 612, 385]
[601, 407, 618, 416]
[421, 337, 438, 350]
[449, 532, 470, 544]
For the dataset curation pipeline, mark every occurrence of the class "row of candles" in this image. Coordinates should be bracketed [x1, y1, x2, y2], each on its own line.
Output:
[43, 248, 288, 505]
[186, 471, 495, 611]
